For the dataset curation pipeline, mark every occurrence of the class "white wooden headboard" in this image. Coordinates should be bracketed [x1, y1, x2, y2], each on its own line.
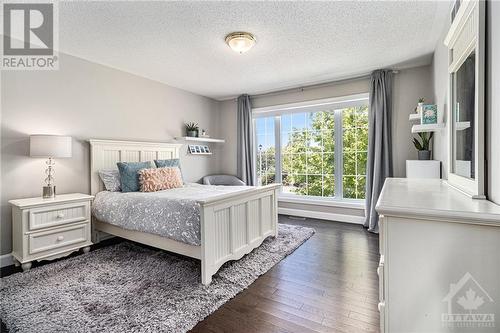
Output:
[89, 139, 183, 195]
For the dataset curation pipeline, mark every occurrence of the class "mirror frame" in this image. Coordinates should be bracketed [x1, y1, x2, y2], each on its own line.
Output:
[444, 0, 486, 199]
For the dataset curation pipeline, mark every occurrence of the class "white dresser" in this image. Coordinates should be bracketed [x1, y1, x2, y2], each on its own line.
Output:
[9, 193, 94, 271]
[376, 178, 500, 333]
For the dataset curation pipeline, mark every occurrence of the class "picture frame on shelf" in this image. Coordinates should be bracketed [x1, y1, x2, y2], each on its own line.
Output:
[188, 144, 211, 155]
[421, 104, 438, 124]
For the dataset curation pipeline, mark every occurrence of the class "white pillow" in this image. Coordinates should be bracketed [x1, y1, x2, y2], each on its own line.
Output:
[98, 169, 121, 192]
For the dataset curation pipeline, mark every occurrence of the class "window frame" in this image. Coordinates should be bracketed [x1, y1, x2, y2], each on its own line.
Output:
[252, 93, 369, 203]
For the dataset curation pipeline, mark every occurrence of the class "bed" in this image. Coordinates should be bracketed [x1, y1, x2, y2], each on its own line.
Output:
[89, 139, 279, 285]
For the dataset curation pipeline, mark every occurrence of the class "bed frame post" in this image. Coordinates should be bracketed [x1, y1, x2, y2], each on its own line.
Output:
[273, 187, 279, 237]
[200, 206, 213, 285]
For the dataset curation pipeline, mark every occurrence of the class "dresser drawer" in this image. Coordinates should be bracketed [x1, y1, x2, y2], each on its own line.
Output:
[29, 202, 89, 231]
[29, 224, 88, 255]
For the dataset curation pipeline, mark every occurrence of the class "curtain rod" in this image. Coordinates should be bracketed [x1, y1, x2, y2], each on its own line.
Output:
[232, 70, 399, 101]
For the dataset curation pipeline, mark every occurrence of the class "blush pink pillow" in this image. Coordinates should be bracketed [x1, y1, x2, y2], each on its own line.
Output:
[139, 167, 183, 192]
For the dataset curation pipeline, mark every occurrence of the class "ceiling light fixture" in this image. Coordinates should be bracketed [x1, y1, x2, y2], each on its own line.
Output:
[225, 32, 256, 54]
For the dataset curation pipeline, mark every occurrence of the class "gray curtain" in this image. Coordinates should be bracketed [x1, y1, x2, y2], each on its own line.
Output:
[364, 70, 393, 233]
[237, 94, 256, 185]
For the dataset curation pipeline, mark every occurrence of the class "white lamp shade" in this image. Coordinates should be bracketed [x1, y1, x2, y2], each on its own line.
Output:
[30, 135, 72, 158]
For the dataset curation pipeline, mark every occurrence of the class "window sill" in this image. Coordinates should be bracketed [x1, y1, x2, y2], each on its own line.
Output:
[278, 195, 365, 210]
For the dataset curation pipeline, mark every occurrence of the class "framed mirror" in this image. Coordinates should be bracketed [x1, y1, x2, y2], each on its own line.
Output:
[445, 0, 485, 198]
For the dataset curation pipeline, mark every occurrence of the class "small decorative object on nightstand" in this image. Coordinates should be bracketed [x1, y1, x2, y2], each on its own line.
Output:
[8, 193, 93, 271]
[30, 135, 72, 198]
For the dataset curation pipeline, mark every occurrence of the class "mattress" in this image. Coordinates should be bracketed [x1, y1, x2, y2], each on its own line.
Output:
[92, 183, 251, 246]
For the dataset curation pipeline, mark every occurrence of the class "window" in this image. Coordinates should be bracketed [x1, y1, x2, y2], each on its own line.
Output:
[281, 111, 335, 197]
[254, 94, 369, 201]
[342, 106, 368, 199]
[255, 117, 275, 186]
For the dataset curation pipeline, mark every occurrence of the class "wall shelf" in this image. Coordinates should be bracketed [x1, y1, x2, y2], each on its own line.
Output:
[409, 114, 421, 121]
[189, 152, 213, 156]
[175, 137, 225, 143]
[411, 123, 445, 133]
[455, 121, 471, 131]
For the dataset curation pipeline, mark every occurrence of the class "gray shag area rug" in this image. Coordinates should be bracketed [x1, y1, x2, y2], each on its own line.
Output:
[1, 224, 314, 333]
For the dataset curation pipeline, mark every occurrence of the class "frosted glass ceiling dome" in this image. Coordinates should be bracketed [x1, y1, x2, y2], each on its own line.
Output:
[225, 32, 256, 54]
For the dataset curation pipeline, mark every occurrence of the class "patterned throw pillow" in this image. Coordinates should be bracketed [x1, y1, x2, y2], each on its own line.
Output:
[98, 169, 121, 192]
[117, 161, 155, 192]
[139, 167, 183, 192]
[154, 159, 185, 183]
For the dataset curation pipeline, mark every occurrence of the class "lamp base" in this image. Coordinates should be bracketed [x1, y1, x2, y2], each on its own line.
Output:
[43, 186, 56, 198]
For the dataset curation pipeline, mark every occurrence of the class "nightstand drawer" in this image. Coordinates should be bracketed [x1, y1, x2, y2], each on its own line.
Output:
[29, 224, 88, 255]
[29, 202, 89, 231]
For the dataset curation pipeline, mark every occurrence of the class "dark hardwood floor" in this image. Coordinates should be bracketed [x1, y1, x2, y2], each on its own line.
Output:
[190, 216, 380, 333]
[1, 216, 380, 333]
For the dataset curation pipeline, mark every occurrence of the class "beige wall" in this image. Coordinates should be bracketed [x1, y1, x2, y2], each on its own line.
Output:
[251, 77, 370, 109]
[217, 99, 238, 176]
[432, 20, 451, 179]
[0, 53, 221, 255]
[392, 65, 435, 177]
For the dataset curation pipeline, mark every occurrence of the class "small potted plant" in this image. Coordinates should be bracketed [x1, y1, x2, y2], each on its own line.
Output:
[412, 132, 433, 160]
[185, 122, 199, 137]
[415, 98, 425, 115]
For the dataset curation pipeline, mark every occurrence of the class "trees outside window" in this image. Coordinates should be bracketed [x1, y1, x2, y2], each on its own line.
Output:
[255, 103, 368, 200]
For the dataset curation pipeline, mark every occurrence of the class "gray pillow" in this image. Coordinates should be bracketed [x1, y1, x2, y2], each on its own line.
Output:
[98, 169, 121, 192]
[154, 158, 185, 183]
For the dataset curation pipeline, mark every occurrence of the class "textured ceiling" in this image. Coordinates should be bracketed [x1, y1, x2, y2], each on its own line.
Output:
[59, 1, 451, 100]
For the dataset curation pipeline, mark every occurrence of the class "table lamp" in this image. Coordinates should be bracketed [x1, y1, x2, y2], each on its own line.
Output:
[30, 135, 72, 198]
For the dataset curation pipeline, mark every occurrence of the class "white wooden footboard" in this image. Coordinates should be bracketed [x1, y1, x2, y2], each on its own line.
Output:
[199, 184, 280, 285]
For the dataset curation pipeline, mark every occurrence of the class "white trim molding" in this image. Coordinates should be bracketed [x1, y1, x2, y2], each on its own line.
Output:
[279, 207, 365, 225]
[1, 253, 14, 268]
[279, 195, 365, 210]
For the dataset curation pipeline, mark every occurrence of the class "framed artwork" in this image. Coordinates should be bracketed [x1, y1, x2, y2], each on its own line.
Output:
[188, 144, 212, 155]
[421, 104, 438, 124]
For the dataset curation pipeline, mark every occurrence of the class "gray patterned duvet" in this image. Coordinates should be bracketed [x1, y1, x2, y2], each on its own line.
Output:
[92, 183, 251, 246]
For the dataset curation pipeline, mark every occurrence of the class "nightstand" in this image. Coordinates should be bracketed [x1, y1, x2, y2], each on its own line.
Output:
[8, 193, 94, 271]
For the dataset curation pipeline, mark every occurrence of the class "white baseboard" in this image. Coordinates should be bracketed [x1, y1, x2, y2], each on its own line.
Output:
[1, 253, 14, 268]
[279, 207, 365, 225]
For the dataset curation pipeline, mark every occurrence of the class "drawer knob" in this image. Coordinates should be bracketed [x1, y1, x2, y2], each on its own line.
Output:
[57, 213, 65, 219]
[378, 301, 385, 312]
[56, 235, 64, 241]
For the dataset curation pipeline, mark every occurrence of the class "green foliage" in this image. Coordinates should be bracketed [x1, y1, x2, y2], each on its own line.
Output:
[257, 106, 369, 200]
[412, 132, 433, 151]
[185, 122, 199, 131]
